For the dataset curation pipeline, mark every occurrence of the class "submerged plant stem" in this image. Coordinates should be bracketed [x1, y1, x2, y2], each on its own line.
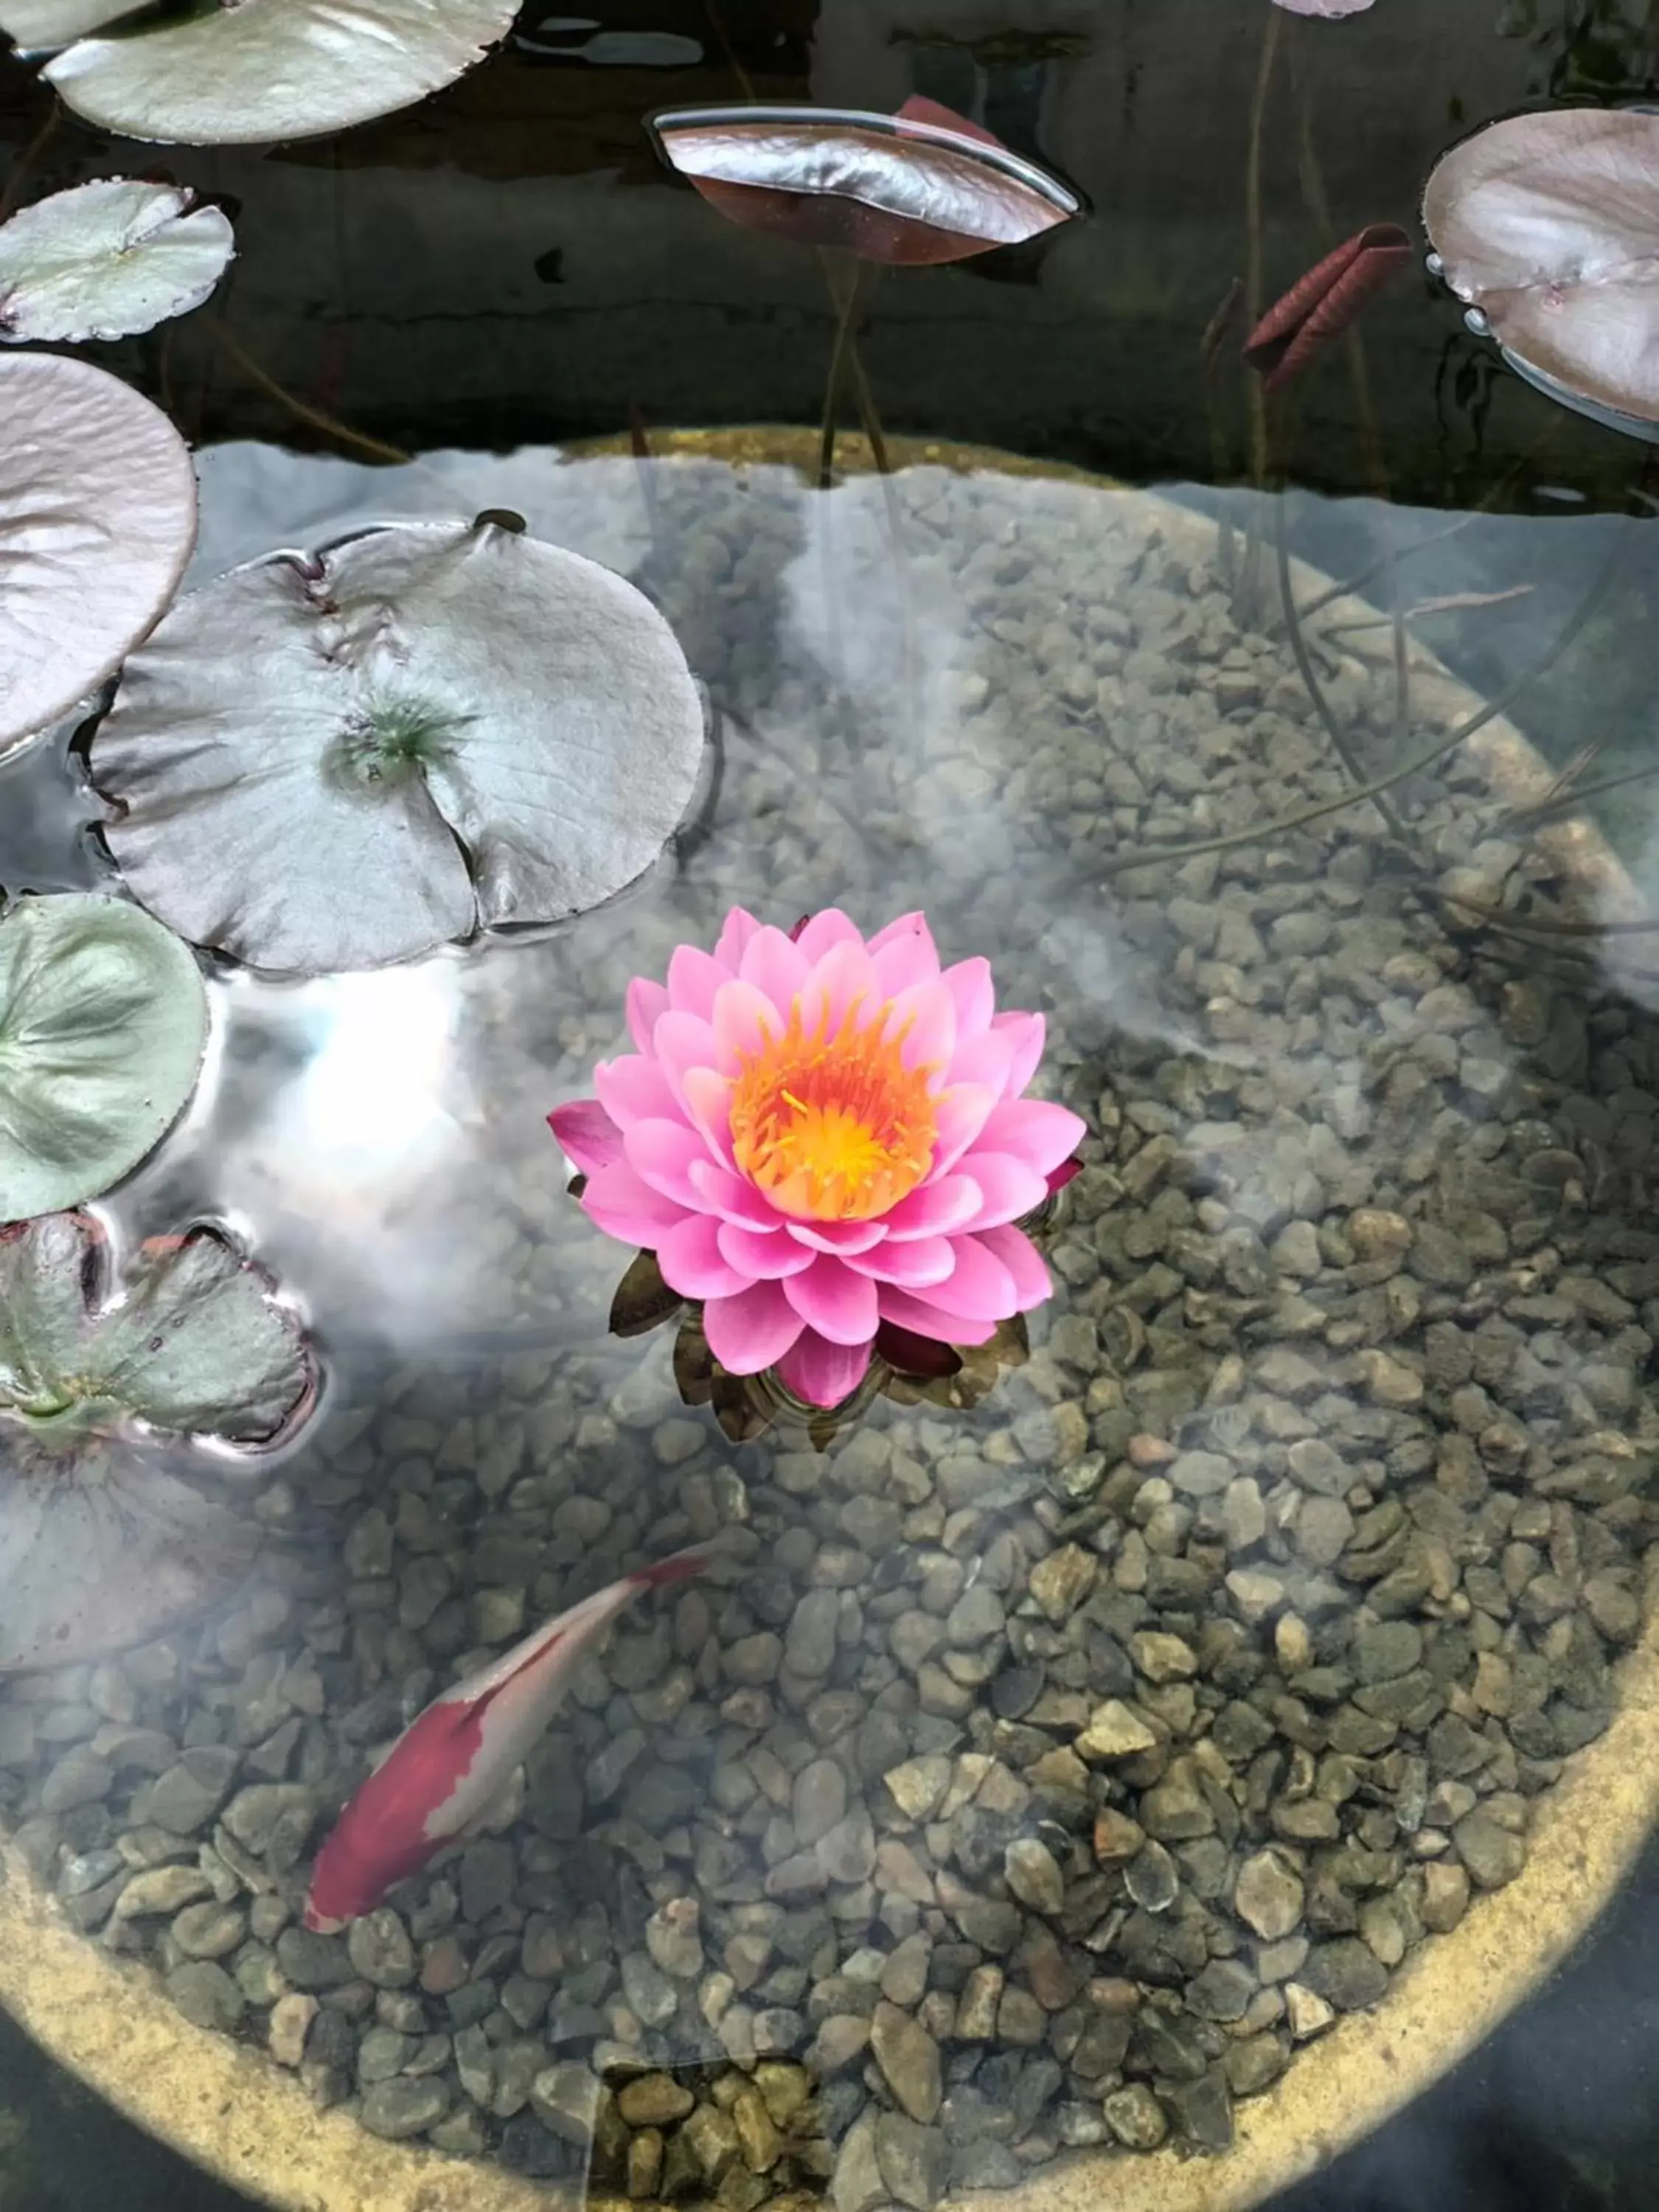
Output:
[0, 98, 60, 228]
[212, 326, 411, 467]
[817, 255, 866, 490]
[1102, 521, 1624, 882]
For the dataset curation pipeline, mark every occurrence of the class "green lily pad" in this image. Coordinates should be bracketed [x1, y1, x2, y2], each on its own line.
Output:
[89, 516, 708, 976]
[0, 178, 235, 344]
[8, 0, 518, 147]
[0, 894, 209, 1222]
[0, 1211, 315, 1441]
[0, 1211, 316, 1671]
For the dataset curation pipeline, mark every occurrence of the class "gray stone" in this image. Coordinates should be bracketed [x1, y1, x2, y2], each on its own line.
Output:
[1169, 1451, 1234, 1498]
[171, 1902, 246, 1959]
[529, 2063, 599, 2144]
[1301, 1938, 1388, 2011]
[360, 2078, 451, 2140]
[1352, 1623, 1423, 1685]
[147, 1747, 239, 1834]
[1454, 1808, 1526, 1890]
[1103, 2084, 1168, 2149]
[792, 1759, 848, 1846]
[276, 1927, 357, 1992]
[786, 1590, 841, 1677]
[871, 2000, 942, 2123]
[166, 1962, 245, 2034]
[1234, 1849, 1304, 1941]
[348, 1908, 417, 1989]
[876, 2112, 950, 2209]
[1004, 1837, 1065, 1916]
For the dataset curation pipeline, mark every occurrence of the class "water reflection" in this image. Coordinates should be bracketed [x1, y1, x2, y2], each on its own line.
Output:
[1, 442, 1656, 2208]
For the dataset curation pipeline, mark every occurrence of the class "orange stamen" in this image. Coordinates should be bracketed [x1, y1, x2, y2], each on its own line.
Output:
[729, 995, 938, 1222]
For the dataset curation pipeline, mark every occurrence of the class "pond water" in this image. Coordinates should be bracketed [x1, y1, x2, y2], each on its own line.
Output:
[4, 7, 1659, 2212]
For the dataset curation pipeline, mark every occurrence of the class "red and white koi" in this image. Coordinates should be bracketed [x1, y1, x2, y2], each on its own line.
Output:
[302, 1543, 716, 1932]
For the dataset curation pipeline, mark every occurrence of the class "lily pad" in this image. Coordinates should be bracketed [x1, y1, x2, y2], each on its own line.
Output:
[0, 352, 197, 757]
[89, 516, 708, 975]
[0, 1212, 313, 1440]
[0, 178, 234, 344]
[20, 0, 518, 147]
[1273, 0, 1375, 14]
[0, 894, 209, 1222]
[0, 1211, 316, 1669]
[650, 97, 1081, 265]
[1423, 109, 1659, 435]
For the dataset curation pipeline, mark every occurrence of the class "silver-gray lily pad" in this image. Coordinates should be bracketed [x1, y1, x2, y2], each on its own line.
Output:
[0, 894, 209, 1223]
[89, 516, 708, 976]
[11, 0, 518, 147]
[0, 178, 234, 344]
[0, 352, 197, 757]
[0, 1211, 316, 1671]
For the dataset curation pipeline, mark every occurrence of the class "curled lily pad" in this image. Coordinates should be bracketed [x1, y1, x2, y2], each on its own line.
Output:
[1273, 0, 1375, 14]
[0, 894, 209, 1222]
[0, 352, 196, 757]
[650, 97, 1081, 265]
[0, 1211, 316, 1670]
[0, 178, 234, 344]
[89, 517, 708, 975]
[22, 0, 518, 147]
[1423, 110, 1659, 436]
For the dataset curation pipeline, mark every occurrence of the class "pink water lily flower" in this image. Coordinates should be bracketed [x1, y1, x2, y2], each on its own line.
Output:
[549, 908, 1086, 1407]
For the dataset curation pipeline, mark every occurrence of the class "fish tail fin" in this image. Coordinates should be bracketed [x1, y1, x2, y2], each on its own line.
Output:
[630, 1538, 728, 1591]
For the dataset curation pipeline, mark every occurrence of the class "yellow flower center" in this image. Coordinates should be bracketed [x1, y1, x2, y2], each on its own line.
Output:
[729, 998, 939, 1222]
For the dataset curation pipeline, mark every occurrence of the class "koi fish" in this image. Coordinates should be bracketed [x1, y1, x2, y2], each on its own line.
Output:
[302, 1543, 717, 1931]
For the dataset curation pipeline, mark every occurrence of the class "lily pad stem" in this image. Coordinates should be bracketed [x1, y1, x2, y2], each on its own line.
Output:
[212, 325, 411, 467]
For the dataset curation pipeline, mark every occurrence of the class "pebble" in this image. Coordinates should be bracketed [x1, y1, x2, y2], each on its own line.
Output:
[1233, 1850, 1304, 1941]
[870, 2001, 942, 2124]
[1454, 1808, 1527, 1890]
[361, 2079, 452, 2140]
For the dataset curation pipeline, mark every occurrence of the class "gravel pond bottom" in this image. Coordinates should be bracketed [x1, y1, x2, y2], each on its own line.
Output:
[1, 441, 1657, 2210]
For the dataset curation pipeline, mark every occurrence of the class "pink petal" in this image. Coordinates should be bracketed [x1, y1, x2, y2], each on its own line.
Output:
[653, 1010, 720, 1108]
[658, 1213, 749, 1300]
[876, 1284, 998, 1347]
[784, 1253, 880, 1346]
[703, 1279, 804, 1374]
[947, 1028, 1018, 1095]
[712, 978, 783, 1074]
[627, 976, 670, 1054]
[797, 936, 880, 1042]
[712, 906, 762, 969]
[975, 1222, 1052, 1309]
[978, 1099, 1089, 1180]
[717, 1221, 815, 1279]
[868, 913, 940, 998]
[793, 908, 863, 961]
[775, 1328, 873, 1408]
[992, 1010, 1045, 1097]
[738, 925, 811, 1014]
[881, 977, 955, 1076]
[548, 1099, 623, 1175]
[667, 945, 727, 1021]
[594, 1054, 680, 1129]
[681, 1065, 736, 1166]
[883, 1175, 984, 1241]
[689, 1159, 779, 1228]
[929, 1085, 999, 1178]
[623, 1118, 711, 1206]
[843, 1234, 956, 1288]
[931, 1231, 1018, 1321]
[942, 956, 995, 1040]
[957, 1151, 1051, 1228]
[581, 1161, 692, 1245]
[785, 1218, 888, 1256]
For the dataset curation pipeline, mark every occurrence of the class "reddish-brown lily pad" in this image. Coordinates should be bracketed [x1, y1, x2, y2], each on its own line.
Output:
[650, 97, 1080, 265]
[1424, 109, 1659, 434]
